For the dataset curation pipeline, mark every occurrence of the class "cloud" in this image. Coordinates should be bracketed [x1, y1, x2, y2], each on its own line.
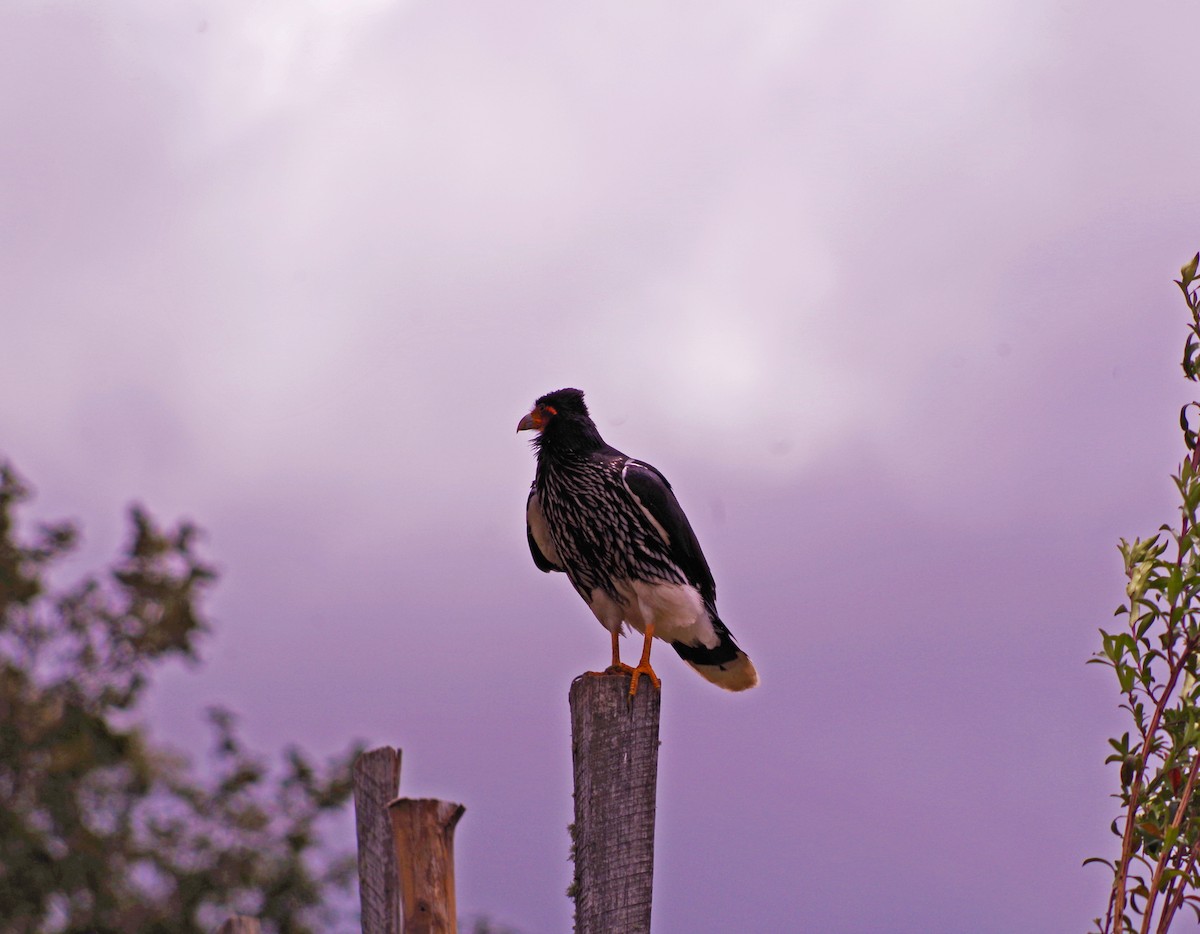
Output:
[3, 4, 1200, 929]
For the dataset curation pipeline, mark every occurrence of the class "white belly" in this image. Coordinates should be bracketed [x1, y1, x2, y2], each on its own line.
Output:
[585, 580, 718, 649]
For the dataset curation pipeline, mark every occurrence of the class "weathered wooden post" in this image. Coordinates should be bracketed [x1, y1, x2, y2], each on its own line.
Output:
[570, 671, 662, 934]
[353, 746, 403, 934]
[388, 797, 466, 934]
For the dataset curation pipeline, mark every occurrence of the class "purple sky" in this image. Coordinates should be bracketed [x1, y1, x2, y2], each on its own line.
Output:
[3, 2, 1200, 931]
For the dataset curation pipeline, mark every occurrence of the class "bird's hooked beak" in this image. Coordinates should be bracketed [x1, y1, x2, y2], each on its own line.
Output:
[517, 404, 556, 433]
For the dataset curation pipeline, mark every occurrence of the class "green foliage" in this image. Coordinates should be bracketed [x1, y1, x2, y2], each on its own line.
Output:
[1090, 254, 1200, 934]
[0, 465, 362, 933]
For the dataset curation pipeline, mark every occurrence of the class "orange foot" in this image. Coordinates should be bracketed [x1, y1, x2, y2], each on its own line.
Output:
[626, 660, 661, 698]
[585, 663, 636, 678]
[586, 630, 637, 681]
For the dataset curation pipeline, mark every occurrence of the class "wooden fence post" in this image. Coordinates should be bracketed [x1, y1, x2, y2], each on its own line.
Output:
[353, 746, 403, 934]
[569, 671, 661, 934]
[388, 797, 466, 934]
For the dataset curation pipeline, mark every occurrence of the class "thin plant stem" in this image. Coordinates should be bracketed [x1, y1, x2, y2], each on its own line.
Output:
[1158, 842, 1200, 934]
[1113, 565, 1191, 926]
[1142, 745, 1200, 934]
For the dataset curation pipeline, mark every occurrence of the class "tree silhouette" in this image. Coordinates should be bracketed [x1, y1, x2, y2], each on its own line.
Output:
[0, 463, 361, 934]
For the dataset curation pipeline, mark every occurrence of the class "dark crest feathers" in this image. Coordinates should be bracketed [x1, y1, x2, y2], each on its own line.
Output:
[532, 388, 605, 453]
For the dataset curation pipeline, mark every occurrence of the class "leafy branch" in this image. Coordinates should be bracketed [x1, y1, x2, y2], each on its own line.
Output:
[1090, 252, 1200, 934]
[0, 465, 362, 933]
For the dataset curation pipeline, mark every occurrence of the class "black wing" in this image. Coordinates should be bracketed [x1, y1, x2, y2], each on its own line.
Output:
[621, 459, 716, 603]
[526, 488, 564, 573]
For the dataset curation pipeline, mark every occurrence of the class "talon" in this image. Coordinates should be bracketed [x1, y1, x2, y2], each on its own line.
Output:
[584, 663, 634, 678]
[627, 622, 660, 697]
[627, 660, 661, 697]
[584, 628, 635, 680]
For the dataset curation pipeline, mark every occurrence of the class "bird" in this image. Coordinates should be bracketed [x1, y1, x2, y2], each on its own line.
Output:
[518, 388, 758, 696]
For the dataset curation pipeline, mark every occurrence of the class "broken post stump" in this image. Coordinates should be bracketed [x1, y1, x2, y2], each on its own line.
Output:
[570, 671, 662, 934]
[388, 797, 466, 934]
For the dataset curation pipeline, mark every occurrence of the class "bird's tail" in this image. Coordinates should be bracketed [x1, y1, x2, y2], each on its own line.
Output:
[670, 611, 758, 691]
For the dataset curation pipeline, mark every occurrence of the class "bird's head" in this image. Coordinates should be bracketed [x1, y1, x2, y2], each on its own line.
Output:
[517, 388, 603, 452]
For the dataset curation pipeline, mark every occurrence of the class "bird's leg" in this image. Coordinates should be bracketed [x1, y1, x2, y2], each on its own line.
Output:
[627, 622, 661, 697]
[607, 628, 635, 673]
[587, 629, 634, 679]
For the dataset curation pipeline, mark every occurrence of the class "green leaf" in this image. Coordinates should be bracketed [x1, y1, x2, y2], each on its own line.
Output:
[1169, 566, 1185, 603]
[1183, 253, 1200, 285]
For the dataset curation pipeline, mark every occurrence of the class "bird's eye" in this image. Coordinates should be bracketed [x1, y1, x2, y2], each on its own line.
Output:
[544, 406, 558, 416]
